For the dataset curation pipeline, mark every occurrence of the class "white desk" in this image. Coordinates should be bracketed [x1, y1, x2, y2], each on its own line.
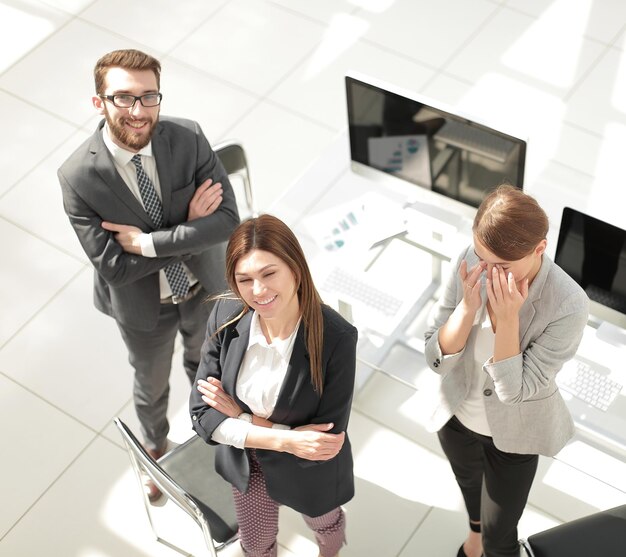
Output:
[270, 130, 626, 484]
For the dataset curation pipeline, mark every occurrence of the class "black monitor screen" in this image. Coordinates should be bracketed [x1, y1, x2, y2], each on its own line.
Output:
[554, 207, 626, 319]
[346, 75, 526, 208]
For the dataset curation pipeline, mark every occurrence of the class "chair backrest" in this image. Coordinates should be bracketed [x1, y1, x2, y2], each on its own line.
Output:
[520, 504, 626, 557]
[113, 418, 238, 555]
[214, 140, 257, 219]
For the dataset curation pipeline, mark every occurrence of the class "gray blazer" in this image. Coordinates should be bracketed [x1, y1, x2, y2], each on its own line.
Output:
[58, 117, 240, 330]
[424, 245, 589, 456]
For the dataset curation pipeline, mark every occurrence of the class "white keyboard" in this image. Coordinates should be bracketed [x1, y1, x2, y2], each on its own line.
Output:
[558, 359, 623, 412]
[322, 267, 404, 318]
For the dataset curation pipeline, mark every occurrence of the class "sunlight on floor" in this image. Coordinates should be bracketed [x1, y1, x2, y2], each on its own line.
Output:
[590, 122, 626, 224]
[353, 427, 462, 510]
[303, 14, 369, 81]
[0, 3, 58, 72]
[502, 0, 592, 87]
[458, 73, 566, 184]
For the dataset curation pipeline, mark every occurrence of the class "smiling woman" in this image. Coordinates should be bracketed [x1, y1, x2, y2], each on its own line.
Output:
[190, 214, 358, 557]
[233, 249, 300, 333]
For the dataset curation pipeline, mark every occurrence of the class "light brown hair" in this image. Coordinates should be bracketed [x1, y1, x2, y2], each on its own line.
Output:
[225, 215, 325, 394]
[473, 184, 549, 260]
[93, 49, 161, 94]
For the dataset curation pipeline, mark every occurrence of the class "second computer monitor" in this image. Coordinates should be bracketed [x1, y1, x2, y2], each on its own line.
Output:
[554, 207, 626, 329]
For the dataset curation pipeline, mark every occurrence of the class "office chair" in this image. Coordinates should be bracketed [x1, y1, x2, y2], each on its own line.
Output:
[214, 140, 258, 220]
[114, 418, 238, 557]
[519, 504, 626, 557]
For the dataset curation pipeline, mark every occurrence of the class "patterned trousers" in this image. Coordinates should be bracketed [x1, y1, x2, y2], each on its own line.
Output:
[232, 450, 346, 557]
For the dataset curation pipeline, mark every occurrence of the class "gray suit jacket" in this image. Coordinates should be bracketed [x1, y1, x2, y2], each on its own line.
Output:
[190, 299, 358, 517]
[424, 245, 589, 456]
[58, 117, 240, 330]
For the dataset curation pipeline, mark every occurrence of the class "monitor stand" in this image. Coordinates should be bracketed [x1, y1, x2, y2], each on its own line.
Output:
[405, 199, 474, 239]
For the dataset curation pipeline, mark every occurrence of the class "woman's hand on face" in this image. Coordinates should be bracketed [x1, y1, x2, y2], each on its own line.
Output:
[287, 423, 345, 461]
[197, 377, 243, 418]
[459, 259, 486, 313]
[486, 266, 529, 321]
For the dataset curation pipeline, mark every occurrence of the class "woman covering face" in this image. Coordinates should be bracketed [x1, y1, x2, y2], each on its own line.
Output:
[190, 214, 357, 557]
[424, 184, 589, 557]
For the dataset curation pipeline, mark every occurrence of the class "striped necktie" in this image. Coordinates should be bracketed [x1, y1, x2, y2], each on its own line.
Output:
[131, 154, 190, 299]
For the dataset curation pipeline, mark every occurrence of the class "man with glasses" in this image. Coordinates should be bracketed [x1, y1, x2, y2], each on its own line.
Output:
[58, 49, 240, 501]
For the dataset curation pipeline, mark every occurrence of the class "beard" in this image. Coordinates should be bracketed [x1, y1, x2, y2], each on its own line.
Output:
[104, 108, 158, 151]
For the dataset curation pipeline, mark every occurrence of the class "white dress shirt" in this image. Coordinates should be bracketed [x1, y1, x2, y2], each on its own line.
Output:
[455, 305, 494, 436]
[211, 311, 300, 448]
[102, 125, 196, 299]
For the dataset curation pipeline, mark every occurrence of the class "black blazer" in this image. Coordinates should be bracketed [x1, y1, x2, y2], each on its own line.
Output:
[58, 117, 240, 330]
[190, 298, 358, 517]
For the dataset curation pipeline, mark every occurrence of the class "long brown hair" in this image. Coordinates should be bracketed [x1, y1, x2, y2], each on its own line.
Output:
[473, 184, 548, 260]
[94, 49, 161, 94]
[225, 214, 325, 394]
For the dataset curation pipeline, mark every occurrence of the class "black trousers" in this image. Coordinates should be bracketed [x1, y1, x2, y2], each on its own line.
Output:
[438, 416, 539, 557]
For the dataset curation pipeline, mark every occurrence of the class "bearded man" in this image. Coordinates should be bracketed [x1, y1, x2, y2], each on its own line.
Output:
[58, 49, 239, 501]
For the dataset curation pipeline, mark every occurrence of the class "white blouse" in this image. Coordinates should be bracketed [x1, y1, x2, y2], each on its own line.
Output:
[455, 305, 495, 436]
[211, 311, 300, 448]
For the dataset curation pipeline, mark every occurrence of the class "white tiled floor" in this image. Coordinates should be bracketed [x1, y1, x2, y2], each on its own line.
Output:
[2, 1, 626, 556]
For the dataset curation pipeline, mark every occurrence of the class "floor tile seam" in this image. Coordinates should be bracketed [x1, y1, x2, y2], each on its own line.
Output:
[560, 119, 605, 140]
[431, 65, 574, 105]
[394, 505, 435, 557]
[432, 5, 617, 97]
[158, 48, 338, 136]
[607, 23, 626, 52]
[160, 0, 336, 105]
[245, 23, 419, 129]
[523, 502, 564, 528]
[434, 1, 505, 75]
[103, 398, 137, 450]
[0, 10, 81, 78]
[40, 0, 99, 18]
[434, 60, 612, 110]
[562, 40, 617, 103]
[140, 0, 232, 59]
[550, 458, 626, 496]
[0, 213, 88, 265]
[503, 3, 626, 49]
[356, 37, 441, 74]
[0, 370, 101, 437]
[212, 71, 341, 141]
[248, 29, 338, 102]
[544, 155, 598, 180]
[64, 16, 168, 58]
[259, 153, 347, 224]
[350, 406, 443, 459]
[213, 96, 274, 148]
[266, 0, 362, 25]
[256, 2, 446, 104]
[0, 89, 85, 197]
[0, 265, 87, 352]
[0, 86, 81, 130]
[257, 96, 339, 133]
[163, 18, 434, 130]
[157, 53, 266, 101]
[428, 67, 626, 150]
[0, 429, 99, 543]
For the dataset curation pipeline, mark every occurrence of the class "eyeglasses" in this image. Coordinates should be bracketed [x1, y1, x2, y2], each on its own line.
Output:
[99, 93, 162, 108]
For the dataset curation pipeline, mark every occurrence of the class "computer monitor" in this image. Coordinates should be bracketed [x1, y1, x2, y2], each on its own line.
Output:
[345, 72, 527, 230]
[554, 207, 626, 329]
